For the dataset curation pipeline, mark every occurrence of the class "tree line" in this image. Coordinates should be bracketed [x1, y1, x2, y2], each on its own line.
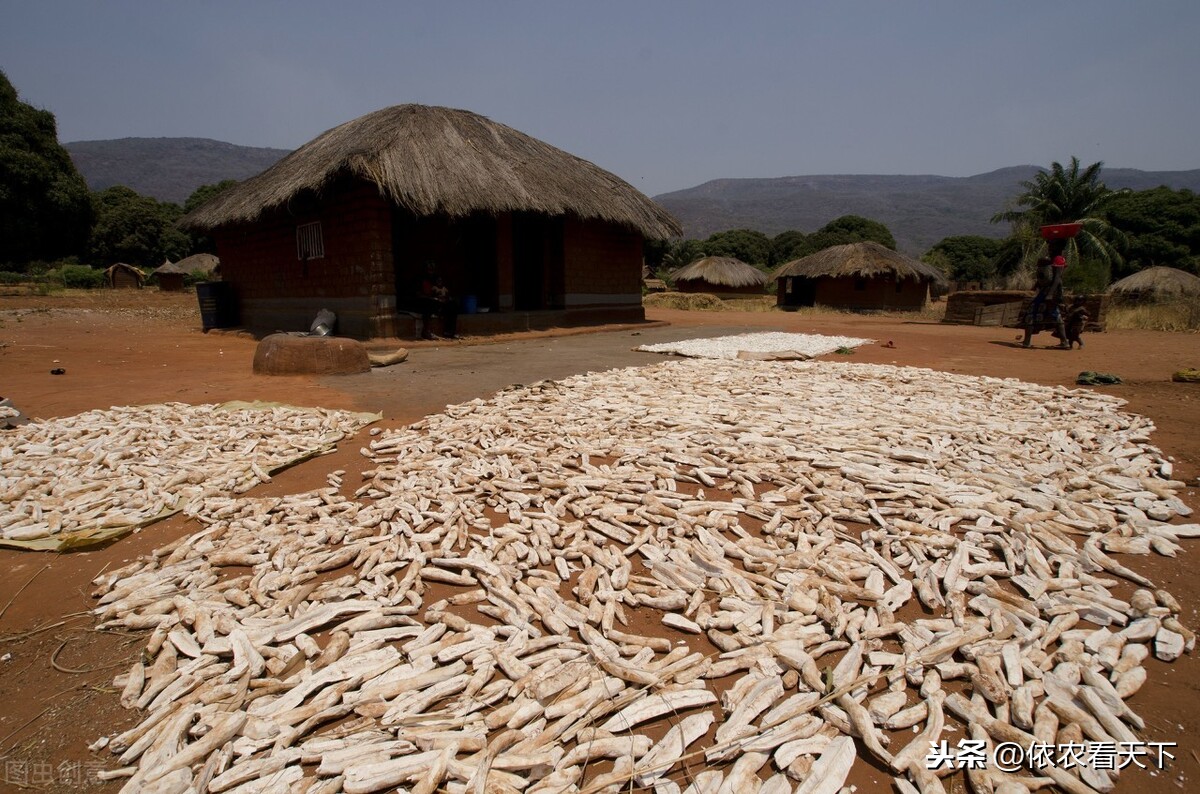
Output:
[652, 160, 1200, 295]
[0, 70, 234, 278]
[4, 70, 1198, 292]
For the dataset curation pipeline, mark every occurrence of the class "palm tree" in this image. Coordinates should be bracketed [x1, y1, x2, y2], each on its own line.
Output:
[992, 157, 1126, 280]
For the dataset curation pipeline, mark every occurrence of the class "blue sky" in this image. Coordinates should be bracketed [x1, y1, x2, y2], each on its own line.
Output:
[2, 1, 1197, 196]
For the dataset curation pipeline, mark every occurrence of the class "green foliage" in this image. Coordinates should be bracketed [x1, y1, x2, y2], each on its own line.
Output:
[0, 71, 93, 266]
[991, 157, 1124, 276]
[772, 216, 898, 266]
[702, 228, 772, 267]
[48, 264, 106, 289]
[88, 185, 193, 267]
[183, 179, 238, 254]
[1062, 258, 1111, 294]
[183, 179, 239, 215]
[923, 235, 1004, 284]
[807, 215, 897, 252]
[182, 271, 210, 289]
[643, 238, 671, 274]
[1104, 187, 1200, 277]
[661, 215, 896, 279]
[661, 239, 709, 275]
[0, 270, 28, 284]
[771, 231, 809, 267]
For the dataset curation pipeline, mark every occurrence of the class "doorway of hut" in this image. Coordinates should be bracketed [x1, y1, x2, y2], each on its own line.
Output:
[779, 276, 816, 308]
[392, 210, 498, 322]
[512, 213, 565, 311]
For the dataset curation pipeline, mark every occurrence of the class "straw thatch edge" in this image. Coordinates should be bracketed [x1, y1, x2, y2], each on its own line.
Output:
[670, 256, 768, 288]
[774, 242, 947, 284]
[1107, 266, 1200, 299]
[155, 253, 219, 276]
[181, 104, 681, 240]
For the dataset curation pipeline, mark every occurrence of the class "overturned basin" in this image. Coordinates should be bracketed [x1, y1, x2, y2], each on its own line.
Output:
[253, 333, 371, 376]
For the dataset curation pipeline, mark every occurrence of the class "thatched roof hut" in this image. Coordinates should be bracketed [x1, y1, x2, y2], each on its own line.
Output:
[670, 256, 767, 297]
[1107, 266, 1200, 302]
[104, 263, 146, 289]
[155, 253, 219, 277]
[774, 242, 946, 311]
[182, 104, 680, 239]
[180, 104, 680, 338]
[774, 242, 947, 283]
[153, 253, 220, 292]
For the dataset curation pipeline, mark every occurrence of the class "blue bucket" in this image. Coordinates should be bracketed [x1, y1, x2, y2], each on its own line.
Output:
[462, 294, 478, 314]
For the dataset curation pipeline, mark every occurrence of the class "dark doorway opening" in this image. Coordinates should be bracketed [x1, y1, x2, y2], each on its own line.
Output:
[392, 210, 499, 313]
[512, 213, 564, 311]
[782, 276, 816, 307]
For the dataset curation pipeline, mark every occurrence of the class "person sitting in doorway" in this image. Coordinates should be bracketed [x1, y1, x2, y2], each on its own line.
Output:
[419, 261, 459, 340]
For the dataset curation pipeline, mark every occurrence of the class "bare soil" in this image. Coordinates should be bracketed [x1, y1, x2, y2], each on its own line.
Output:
[1, 290, 1198, 792]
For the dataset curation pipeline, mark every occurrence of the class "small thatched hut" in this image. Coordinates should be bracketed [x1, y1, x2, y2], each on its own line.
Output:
[154, 253, 220, 292]
[1107, 266, 1200, 303]
[670, 257, 767, 298]
[181, 104, 680, 338]
[105, 263, 146, 289]
[774, 242, 946, 311]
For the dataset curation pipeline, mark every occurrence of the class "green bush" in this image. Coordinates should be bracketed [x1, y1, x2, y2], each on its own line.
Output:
[49, 264, 106, 289]
[0, 270, 28, 284]
[182, 271, 211, 289]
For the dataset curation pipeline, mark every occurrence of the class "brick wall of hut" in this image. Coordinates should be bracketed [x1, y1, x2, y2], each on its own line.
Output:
[561, 217, 643, 317]
[214, 185, 647, 338]
[780, 275, 929, 310]
[212, 181, 398, 338]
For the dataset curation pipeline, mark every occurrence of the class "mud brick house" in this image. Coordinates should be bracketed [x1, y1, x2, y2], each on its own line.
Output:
[104, 262, 146, 289]
[774, 242, 946, 311]
[153, 253, 219, 292]
[181, 105, 680, 338]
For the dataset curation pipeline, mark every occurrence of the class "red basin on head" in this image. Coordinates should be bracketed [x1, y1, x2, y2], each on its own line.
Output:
[1040, 222, 1083, 239]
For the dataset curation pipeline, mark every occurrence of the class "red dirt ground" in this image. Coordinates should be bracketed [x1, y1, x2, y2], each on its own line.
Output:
[1, 290, 1198, 792]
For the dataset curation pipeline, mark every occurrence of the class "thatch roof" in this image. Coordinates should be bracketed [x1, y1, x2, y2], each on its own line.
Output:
[104, 263, 146, 279]
[670, 256, 767, 288]
[181, 104, 681, 239]
[1107, 266, 1200, 299]
[774, 242, 947, 284]
[155, 253, 219, 276]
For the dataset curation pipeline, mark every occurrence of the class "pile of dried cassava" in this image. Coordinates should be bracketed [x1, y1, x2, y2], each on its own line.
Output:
[0, 401, 377, 549]
[91, 360, 1195, 792]
[636, 332, 872, 360]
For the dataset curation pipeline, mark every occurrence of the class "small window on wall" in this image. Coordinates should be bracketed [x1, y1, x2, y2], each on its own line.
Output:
[854, 278, 867, 291]
[296, 222, 325, 260]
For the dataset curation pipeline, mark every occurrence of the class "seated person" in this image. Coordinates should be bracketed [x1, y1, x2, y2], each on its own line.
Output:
[419, 262, 458, 340]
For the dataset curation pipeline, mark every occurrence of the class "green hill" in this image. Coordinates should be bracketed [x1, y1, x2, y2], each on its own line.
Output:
[65, 137, 290, 205]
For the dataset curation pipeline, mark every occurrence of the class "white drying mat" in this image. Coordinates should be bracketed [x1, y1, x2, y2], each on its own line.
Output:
[636, 331, 873, 360]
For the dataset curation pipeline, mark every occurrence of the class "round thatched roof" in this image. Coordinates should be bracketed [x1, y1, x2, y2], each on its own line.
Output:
[773, 242, 947, 284]
[155, 253, 219, 276]
[670, 256, 767, 288]
[1107, 266, 1200, 299]
[181, 104, 681, 239]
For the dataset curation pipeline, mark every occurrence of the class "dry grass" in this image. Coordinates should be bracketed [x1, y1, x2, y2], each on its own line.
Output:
[643, 292, 947, 320]
[642, 292, 727, 310]
[718, 296, 778, 312]
[184, 104, 680, 238]
[1106, 299, 1200, 332]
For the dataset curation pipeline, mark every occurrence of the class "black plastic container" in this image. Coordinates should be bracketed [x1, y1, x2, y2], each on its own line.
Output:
[196, 281, 238, 331]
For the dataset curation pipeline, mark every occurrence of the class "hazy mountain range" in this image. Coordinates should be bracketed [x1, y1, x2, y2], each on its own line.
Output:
[65, 137, 290, 205]
[654, 168, 1200, 255]
[65, 137, 1200, 255]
